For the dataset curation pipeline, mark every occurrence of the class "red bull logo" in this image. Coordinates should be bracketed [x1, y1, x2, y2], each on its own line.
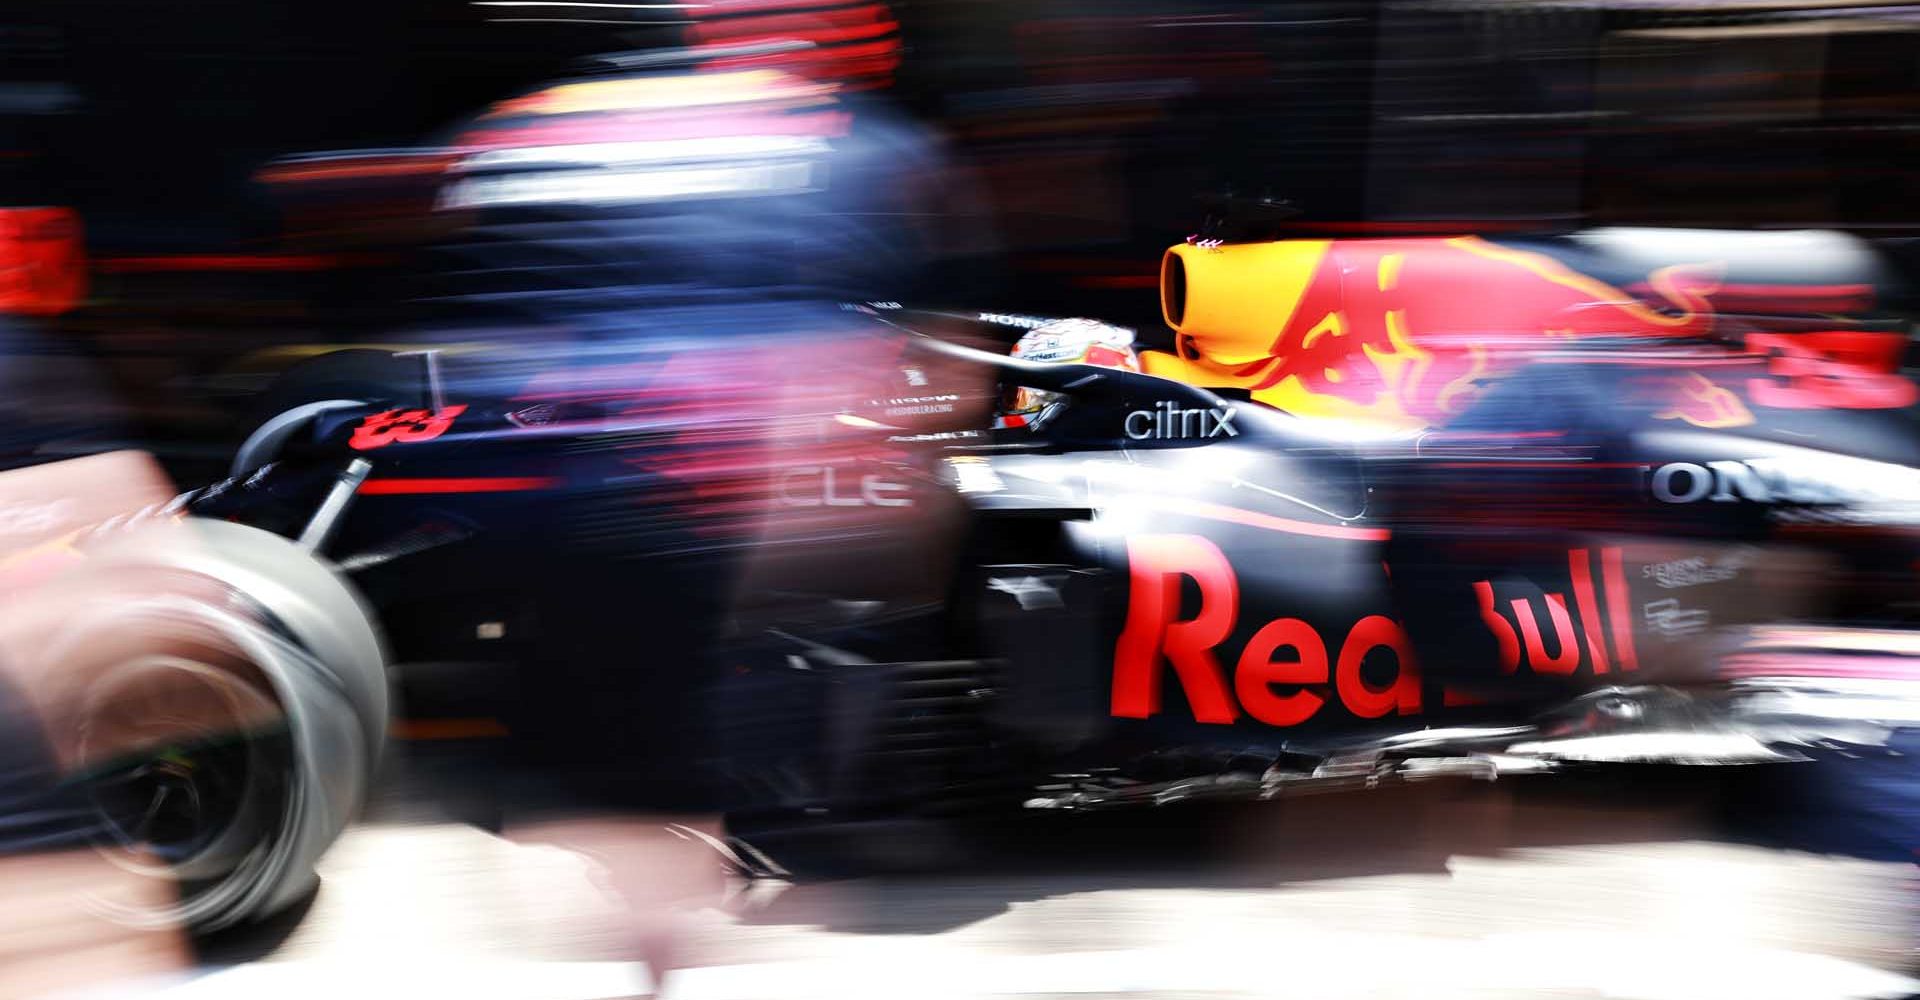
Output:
[1649, 372, 1755, 429]
[1150, 236, 1724, 428]
[1109, 536, 1643, 729]
[1110, 534, 1420, 726]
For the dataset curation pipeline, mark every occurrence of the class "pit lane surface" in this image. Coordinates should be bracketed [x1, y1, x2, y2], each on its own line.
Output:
[166, 746, 1920, 1000]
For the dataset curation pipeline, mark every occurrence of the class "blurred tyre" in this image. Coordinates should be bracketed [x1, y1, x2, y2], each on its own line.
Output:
[63, 519, 388, 931]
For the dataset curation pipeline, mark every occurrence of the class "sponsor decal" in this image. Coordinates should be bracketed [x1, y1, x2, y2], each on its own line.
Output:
[1650, 462, 1743, 504]
[1015, 335, 1068, 361]
[1650, 457, 1920, 512]
[977, 311, 1055, 330]
[877, 393, 959, 417]
[1109, 538, 1642, 728]
[350, 405, 468, 451]
[1473, 547, 1638, 676]
[777, 463, 911, 507]
[1643, 598, 1710, 639]
[1644, 553, 1745, 589]
[1124, 402, 1239, 440]
[1109, 534, 1419, 726]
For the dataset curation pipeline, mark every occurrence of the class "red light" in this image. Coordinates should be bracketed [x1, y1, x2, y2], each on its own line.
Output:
[0, 206, 86, 316]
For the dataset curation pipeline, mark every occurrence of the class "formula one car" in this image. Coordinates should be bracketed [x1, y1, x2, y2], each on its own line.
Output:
[55, 45, 1910, 888]
[10, 21, 1917, 922]
[177, 221, 1920, 876]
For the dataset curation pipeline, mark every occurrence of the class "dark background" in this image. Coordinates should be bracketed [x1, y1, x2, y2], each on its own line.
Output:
[6, 1, 1917, 252]
[3, 0, 1916, 461]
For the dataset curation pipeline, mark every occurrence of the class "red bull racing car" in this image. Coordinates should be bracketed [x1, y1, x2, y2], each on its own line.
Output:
[134, 219, 1919, 903]
[17, 49, 1920, 909]
[8, 4, 1916, 937]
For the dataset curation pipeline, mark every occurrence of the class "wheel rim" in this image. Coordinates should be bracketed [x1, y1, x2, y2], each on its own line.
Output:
[81, 657, 292, 878]
[73, 642, 302, 928]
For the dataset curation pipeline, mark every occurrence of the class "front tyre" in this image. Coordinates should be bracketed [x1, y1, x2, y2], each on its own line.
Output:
[68, 519, 388, 931]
